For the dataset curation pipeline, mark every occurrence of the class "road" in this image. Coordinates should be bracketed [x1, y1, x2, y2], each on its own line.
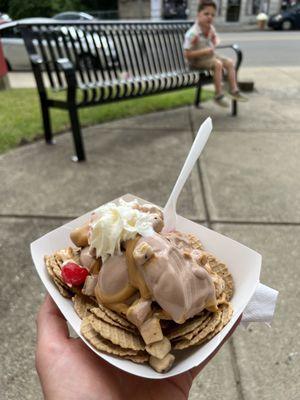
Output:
[219, 31, 300, 67]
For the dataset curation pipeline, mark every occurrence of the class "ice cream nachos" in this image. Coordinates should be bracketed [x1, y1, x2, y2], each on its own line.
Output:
[44, 199, 234, 373]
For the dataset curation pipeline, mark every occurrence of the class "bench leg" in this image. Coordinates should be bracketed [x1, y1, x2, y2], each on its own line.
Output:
[68, 105, 86, 162]
[232, 99, 238, 116]
[40, 94, 54, 144]
[194, 83, 202, 108]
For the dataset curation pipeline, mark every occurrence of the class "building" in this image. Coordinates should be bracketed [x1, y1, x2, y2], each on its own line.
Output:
[117, 0, 282, 23]
[191, 0, 282, 23]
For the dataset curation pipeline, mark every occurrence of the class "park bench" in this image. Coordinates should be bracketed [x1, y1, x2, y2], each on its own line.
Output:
[19, 21, 242, 161]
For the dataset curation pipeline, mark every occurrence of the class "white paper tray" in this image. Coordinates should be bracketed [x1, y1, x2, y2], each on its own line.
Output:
[31, 194, 261, 379]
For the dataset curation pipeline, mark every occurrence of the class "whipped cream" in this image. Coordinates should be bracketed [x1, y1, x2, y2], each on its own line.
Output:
[90, 200, 156, 262]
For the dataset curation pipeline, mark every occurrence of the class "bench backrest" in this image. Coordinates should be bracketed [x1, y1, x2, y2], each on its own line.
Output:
[20, 21, 193, 91]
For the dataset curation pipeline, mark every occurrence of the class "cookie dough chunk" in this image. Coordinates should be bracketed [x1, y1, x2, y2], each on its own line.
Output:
[145, 337, 171, 359]
[149, 353, 175, 373]
[140, 317, 163, 345]
[126, 298, 152, 328]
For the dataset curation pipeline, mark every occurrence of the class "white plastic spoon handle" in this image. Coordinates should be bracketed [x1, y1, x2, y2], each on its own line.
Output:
[163, 117, 213, 231]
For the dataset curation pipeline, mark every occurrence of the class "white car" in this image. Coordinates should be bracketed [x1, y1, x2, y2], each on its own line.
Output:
[0, 18, 53, 70]
[0, 18, 117, 71]
[53, 11, 95, 21]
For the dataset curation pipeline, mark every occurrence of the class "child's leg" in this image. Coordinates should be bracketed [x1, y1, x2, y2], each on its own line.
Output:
[213, 59, 223, 96]
[222, 58, 239, 93]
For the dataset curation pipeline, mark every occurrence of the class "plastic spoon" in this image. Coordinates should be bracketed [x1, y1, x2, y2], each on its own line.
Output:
[163, 117, 213, 232]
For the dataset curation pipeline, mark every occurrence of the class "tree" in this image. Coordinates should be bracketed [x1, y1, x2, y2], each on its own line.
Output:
[8, 0, 53, 19]
[5, 0, 118, 20]
[0, 0, 10, 13]
[51, 0, 82, 15]
[7, 0, 82, 19]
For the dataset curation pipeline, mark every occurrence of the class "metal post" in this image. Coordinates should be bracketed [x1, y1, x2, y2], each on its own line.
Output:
[194, 81, 202, 108]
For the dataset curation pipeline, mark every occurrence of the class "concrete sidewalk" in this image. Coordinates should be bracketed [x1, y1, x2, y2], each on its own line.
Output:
[1, 67, 299, 400]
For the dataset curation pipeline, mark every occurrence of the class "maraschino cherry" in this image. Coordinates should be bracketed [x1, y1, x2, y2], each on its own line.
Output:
[61, 261, 89, 286]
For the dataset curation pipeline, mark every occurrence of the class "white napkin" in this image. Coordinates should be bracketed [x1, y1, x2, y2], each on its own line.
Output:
[241, 282, 278, 328]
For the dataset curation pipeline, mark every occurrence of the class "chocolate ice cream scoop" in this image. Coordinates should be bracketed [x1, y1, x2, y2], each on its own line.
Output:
[132, 233, 217, 324]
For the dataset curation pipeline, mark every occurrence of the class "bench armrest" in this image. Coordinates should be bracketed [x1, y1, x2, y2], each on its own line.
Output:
[56, 58, 77, 102]
[29, 54, 43, 65]
[56, 58, 75, 72]
[216, 44, 243, 71]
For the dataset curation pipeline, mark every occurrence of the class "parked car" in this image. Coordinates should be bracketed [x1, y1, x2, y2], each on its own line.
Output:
[268, 3, 300, 30]
[0, 18, 117, 71]
[0, 18, 53, 70]
[53, 11, 95, 21]
[60, 26, 117, 70]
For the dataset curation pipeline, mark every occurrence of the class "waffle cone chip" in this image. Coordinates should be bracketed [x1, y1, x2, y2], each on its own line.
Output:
[52, 276, 74, 298]
[187, 234, 204, 250]
[72, 294, 97, 319]
[89, 315, 145, 351]
[166, 310, 210, 341]
[174, 310, 222, 350]
[45, 255, 62, 281]
[96, 303, 136, 330]
[45, 253, 82, 297]
[179, 313, 215, 341]
[195, 303, 234, 347]
[207, 253, 234, 301]
[54, 247, 81, 265]
[90, 306, 137, 333]
[81, 318, 148, 361]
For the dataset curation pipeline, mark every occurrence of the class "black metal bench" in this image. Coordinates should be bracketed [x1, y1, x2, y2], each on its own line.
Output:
[19, 21, 242, 161]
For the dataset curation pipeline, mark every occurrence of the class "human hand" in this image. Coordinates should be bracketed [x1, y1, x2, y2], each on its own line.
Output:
[191, 34, 199, 46]
[205, 47, 214, 57]
[36, 295, 241, 400]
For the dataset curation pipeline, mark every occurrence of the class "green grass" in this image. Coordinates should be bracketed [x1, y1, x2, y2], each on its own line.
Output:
[0, 87, 213, 154]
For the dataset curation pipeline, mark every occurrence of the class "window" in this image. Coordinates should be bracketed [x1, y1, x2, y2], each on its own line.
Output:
[0, 26, 21, 39]
[251, 0, 270, 15]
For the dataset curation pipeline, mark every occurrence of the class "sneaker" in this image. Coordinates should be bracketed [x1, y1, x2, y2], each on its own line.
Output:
[228, 90, 248, 102]
[214, 94, 229, 108]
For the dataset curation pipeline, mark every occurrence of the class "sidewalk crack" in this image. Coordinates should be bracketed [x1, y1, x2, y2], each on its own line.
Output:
[229, 338, 245, 400]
